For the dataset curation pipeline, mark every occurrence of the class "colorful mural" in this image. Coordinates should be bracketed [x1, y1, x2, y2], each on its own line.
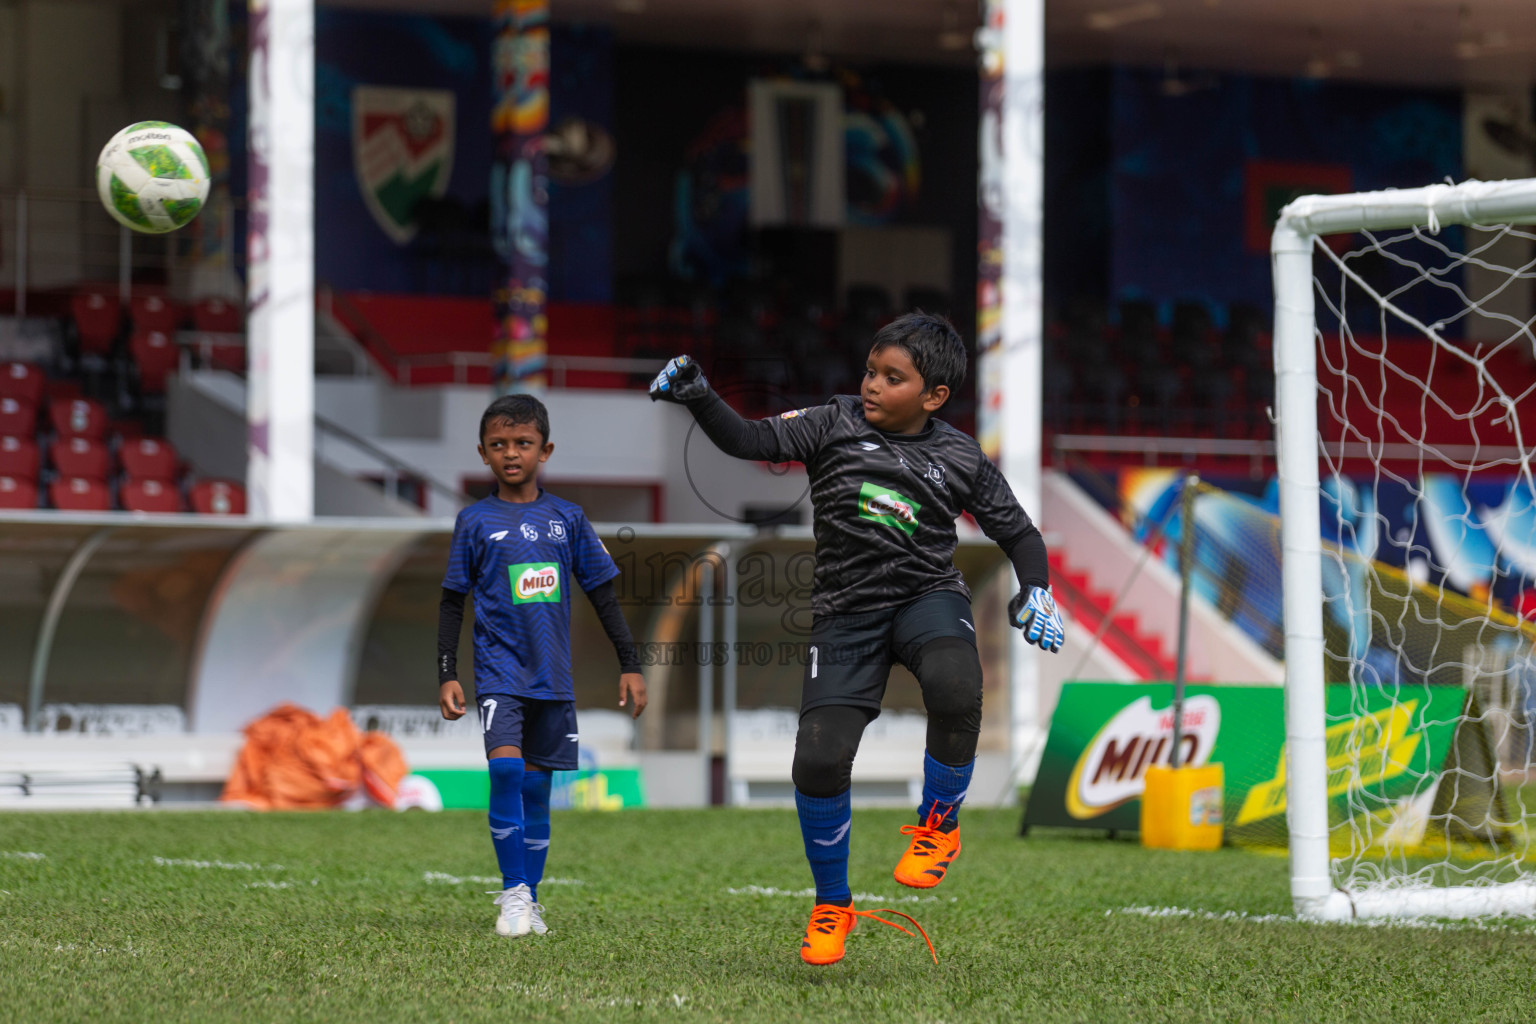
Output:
[314, 9, 493, 295]
[1113, 468, 1536, 699]
[1108, 68, 1461, 320]
[491, 0, 550, 394]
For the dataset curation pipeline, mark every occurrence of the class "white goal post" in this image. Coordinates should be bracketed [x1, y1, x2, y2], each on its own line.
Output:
[1272, 178, 1536, 922]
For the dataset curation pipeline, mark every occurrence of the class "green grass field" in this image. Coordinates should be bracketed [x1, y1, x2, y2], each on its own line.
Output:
[3, 806, 1535, 1024]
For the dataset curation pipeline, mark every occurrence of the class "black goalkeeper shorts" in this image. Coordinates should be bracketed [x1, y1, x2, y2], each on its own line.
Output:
[800, 589, 977, 715]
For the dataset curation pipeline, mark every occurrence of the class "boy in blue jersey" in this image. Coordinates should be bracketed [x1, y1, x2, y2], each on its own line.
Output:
[438, 394, 647, 938]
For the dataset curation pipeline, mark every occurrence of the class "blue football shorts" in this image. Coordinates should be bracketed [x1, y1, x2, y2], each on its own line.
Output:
[475, 694, 580, 770]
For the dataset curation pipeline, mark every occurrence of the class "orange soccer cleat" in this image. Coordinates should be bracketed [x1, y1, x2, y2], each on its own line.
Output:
[799, 903, 938, 966]
[893, 811, 961, 889]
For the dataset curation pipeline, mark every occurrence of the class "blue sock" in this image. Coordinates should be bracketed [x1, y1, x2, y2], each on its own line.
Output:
[795, 788, 853, 904]
[521, 769, 552, 903]
[487, 757, 526, 889]
[919, 751, 974, 830]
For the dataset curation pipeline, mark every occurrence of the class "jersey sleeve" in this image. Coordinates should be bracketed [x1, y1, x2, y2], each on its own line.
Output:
[442, 509, 477, 593]
[963, 451, 1035, 548]
[570, 511, 620, 592]
[755, 401, 841, 464]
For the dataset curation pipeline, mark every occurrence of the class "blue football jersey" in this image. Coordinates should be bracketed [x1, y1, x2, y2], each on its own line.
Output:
[442, 490, 619, 699]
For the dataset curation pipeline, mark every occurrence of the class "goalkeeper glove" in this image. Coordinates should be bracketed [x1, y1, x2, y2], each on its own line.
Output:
[648, 355, 711, 403]
[1009, 585, 1064, 653]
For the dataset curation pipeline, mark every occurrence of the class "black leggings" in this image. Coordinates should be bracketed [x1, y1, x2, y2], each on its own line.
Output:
[791, 637, 983, 799]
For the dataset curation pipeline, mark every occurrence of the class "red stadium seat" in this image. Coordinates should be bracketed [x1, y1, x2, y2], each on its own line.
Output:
[110, 418, 145, 441]
[70, 289, 122, 357]
[0, 435, 40, 481]
[49, 476, 112, 512]
[48, 397, 108, 440]
[49, 436, 113, 481]
[121, 477, 184, 514]
[0, 475, 38, 510]
[45, 377, 83, 402]
[130, 329, 180, 394]
[192, 296, 241, 333]
[0, 397, 35, 436]
[0, 362, 45, 406]
[189, 478, 246, 515]
[119, 437, 178, 481]
[130, 293, 182, 333]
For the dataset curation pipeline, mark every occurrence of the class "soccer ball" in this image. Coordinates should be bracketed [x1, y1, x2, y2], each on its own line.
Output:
[95, 121, 211, 234]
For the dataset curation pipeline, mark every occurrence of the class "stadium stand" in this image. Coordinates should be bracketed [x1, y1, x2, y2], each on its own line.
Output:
[121, 477, 185, 514]
[0, 475, 38, 509]
[49, 435, 113, 481]
[129, 292, 183, 334]
[129, 329, 180, 395]
[69, 287, 122, 359]
[1, 361, 46, 406]
[0, 435, 39, 480]
[119, 437, 179, 482]
[48, 396, 109, 439]
[188, 479, 247, 515]
[49, 476, 112, 511]
[0, 397, 35, 436]
[192, 295, 241, 333]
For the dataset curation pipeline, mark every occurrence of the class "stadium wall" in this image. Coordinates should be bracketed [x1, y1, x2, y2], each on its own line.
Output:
[167, 370, 817, 524]
[0, 515, 1013, 807]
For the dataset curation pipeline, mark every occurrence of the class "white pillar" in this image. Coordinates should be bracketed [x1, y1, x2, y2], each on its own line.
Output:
[1000, 0, 1047, 779]
[246, 0, 314, 521]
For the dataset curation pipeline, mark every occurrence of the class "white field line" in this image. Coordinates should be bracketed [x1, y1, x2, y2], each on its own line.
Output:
[423, 870, 586, 887]
[151, 856, 284, 872]
[1113, 904, 1536, 933]
[725, 884, 952, 904]
[499, 982, 688, 1011]
[0, 937, 143, 957]
[246, 879, 319, 890]
[1, 851, 45, 860]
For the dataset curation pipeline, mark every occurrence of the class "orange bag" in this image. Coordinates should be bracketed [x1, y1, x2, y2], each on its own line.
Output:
[221, 703, 410, 810]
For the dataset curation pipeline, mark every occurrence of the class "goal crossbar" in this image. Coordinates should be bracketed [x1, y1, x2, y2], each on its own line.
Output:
[1271, 176, 1536, 923]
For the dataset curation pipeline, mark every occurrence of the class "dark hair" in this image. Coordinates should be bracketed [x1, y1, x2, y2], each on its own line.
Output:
[479, 393, 550, 444]
[869, 311, 967, 395]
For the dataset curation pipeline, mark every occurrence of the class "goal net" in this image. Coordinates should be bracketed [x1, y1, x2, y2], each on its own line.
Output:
[1272, 178, 1536, 921]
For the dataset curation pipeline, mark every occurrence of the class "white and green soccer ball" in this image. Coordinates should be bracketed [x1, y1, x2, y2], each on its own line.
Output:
[95, 121, 211, 234]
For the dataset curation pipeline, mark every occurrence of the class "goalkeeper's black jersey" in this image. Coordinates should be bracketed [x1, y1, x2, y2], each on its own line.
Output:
[692, 393, 1036, 617]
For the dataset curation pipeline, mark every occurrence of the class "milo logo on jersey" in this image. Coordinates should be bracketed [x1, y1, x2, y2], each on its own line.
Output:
[509, 563, 561, 603]
[857, 481, 921, 536]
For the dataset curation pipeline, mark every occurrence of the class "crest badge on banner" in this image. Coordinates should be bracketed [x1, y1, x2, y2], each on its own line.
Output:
[352, 86, 456, 245]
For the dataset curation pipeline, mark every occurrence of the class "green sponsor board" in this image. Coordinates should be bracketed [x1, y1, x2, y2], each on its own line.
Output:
[414, 767, 645, 810]
[856, 481, 921, 536]
[1022, 682, 1464, 841]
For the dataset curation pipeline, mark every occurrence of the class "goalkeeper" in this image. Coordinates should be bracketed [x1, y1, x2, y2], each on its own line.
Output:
[650, 311, 1063, 966]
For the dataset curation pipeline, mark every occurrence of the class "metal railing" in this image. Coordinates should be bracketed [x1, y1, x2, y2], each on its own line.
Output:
[1052, 432, 1533, 474]
[3, 187, 245, 315]
[317, 286, 658, 387]
[312, 410, 475, 510]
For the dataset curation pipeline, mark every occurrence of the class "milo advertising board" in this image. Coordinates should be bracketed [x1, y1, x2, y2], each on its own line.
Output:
[1022, 682, 1466, 843]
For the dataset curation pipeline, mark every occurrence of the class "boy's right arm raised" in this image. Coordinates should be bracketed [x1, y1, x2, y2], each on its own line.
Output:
[648, 354, 824, 462]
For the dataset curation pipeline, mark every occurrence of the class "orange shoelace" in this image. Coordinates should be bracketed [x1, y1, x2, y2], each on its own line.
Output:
[899, 808, 955, 855]
[812, 905, 939, 965]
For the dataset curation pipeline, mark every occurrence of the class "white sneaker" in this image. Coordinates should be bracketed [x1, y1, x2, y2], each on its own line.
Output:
[492, 884, 534, 937]
[529, 900, 548, 935]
